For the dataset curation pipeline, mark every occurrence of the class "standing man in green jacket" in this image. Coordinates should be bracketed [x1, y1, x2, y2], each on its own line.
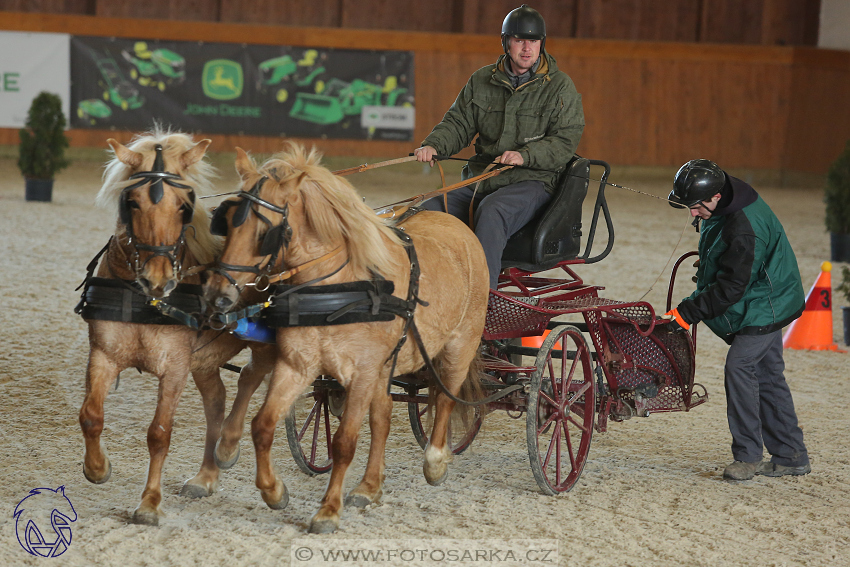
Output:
[414, 5, 584, 288]
[665, 159, 810, 481]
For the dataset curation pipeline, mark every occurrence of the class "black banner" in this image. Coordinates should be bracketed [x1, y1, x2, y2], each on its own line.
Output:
[70, 36, 414, 141]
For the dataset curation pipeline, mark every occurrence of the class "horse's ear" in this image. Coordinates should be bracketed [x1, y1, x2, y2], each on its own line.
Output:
[180, 139, 212, 169]
[107, 138, 143, 169]
[235, 147, 254, 179]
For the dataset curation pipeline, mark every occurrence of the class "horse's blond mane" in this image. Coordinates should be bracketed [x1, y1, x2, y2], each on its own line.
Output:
[258, 142, 402, 277]
[96, 126, 221, 264]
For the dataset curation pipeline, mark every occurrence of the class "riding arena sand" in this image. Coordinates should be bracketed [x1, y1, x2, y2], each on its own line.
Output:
[0, 147, 848, 567]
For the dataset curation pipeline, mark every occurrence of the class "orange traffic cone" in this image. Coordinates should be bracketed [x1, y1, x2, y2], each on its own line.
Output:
[783, 262, 844, 352]
[522, 330, 561, 349]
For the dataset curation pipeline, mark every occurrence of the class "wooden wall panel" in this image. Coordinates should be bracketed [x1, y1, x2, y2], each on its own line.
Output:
[1, 12, 848, 174]
[339, 0, 456, 33]
[0, 0, 91, 13]
[458, 0, 579, 38]
[760, 0, 821, 46]
[95, 0, 219, 21]
[218, 0, 341, 28]
[0, 1, 823, 45]
[700, 0, 763, 44]
[785, 49, 850, 168]
[575, 0, 700, 42]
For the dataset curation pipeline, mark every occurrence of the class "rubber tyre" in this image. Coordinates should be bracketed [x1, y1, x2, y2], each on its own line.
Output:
[526, 325, 595, 494]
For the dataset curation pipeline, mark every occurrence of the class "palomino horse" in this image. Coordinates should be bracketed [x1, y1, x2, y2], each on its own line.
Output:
[78, 130, 275, 525]
[203, 143, 489, 533]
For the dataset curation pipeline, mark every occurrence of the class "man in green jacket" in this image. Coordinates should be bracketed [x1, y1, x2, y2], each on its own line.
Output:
[414, 5, 584, 288]
[665, 159, 810, 481]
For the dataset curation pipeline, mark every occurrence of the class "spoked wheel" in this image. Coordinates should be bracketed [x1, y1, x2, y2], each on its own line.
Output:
[408, 393, 482, 455]
[284, 379, 343, 475]
[527, 325, 595, 494]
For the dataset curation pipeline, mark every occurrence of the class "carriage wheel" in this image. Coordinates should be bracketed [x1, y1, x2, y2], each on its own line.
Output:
[408, 395, 482, 455]
[284, 381, 340, 476]
[526, 325, 595, 494]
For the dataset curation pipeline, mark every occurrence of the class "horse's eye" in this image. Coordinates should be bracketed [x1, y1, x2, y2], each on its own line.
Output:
[127, 200, 140, 210]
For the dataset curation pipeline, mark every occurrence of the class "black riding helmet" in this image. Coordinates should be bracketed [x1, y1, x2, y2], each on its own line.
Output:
[501, 5, 546, 54]
[668, 159, 727, 209]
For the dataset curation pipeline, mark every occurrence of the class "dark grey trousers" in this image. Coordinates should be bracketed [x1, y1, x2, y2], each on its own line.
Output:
[421, 180, 551, 288]
[725, 330, 808, 467]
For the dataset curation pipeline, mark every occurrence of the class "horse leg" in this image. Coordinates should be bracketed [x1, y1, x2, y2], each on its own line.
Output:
[216, 346, 275, 469]
[309, 378, 374, 534]
[252, 363, 307, 511]
[345, 389, 392, 508]
[180, 368, 225, 498]
[424, 392, 456, 486]
[132, 369, 189, 526]
[423, 349, 474, 486]
[80, 348, 119, 484]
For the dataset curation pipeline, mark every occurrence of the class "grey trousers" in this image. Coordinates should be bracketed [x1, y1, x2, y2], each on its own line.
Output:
[421, 180, 551, 288]
[725, 331, 808, 467]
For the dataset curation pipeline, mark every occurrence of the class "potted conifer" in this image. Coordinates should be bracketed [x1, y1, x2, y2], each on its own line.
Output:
[825, 140, 850, 262]
[18, 91, 70, 202]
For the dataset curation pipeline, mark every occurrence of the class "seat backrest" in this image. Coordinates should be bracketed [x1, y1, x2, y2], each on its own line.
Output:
[500, 156, 590, 271]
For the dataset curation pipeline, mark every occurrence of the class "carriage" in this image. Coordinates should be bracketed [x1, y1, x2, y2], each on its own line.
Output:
[279, 155, 708, 495]
[77, 133, 707, 532]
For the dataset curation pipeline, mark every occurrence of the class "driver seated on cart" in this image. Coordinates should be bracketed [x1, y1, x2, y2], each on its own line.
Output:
[414, 4, 585, 288]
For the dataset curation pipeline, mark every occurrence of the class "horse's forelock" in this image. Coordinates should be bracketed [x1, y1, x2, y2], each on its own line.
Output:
[98, 129, 217, 210]
[96, 128, 221, 263]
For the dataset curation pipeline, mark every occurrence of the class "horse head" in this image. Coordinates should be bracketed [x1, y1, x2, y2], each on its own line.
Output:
[204, 142, 400, 313]
[98, 130, 218, 297]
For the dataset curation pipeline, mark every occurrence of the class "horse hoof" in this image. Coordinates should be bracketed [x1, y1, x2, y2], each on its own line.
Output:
[426, 469, 448, 486]
[309, 518, 339, 534]
[261, 480, 289, 510]
[83, 460, 112, 485]
[180, 481, 214, 499]
[424, 462, 448, 486]
[214, 439, 240, 470]
[131, 508, 160, 526]
[344, 493, 374, 509]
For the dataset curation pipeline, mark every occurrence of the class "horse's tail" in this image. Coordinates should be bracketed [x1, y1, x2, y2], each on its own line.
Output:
[425, 350, 489, 436]
[455, 351, 489, 426]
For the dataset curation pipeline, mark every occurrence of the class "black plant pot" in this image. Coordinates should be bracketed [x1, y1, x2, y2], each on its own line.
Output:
[831, 232, 850, 263]
[843, 306, 850, 347]
[25, 178, 53, 202]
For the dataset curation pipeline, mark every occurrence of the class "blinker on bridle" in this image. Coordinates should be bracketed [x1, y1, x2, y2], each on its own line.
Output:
[119, 144, 196, 280]
[210, 176, 294, 292]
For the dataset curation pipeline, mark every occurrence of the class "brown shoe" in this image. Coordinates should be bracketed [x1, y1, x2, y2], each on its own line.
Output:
[723, 460, 760, 480]
[756, 461, 811, 477]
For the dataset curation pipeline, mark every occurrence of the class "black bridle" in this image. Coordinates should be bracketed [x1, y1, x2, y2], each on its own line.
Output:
[209, 176, 293, 293]
[118, 144, 196, 282]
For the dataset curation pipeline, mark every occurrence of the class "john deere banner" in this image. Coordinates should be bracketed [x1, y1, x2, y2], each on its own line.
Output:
[0, 32, 70, 128]
[70, 36, 414, 141]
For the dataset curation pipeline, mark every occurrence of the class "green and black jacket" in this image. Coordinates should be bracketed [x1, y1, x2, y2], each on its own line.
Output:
[421, 51, 584, 196]
[677, 177, 805, 343]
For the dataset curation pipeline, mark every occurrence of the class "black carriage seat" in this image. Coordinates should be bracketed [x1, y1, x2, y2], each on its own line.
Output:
[500, 155, 590, 272]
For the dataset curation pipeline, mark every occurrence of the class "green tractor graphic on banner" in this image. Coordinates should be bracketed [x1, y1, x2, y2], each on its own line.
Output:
[93, 50, 144, 111]
[77, 99, 112, 125]
[257, 50, 326, 104]
[289, 76, 412, 126]
[121, 42, 186, 90]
